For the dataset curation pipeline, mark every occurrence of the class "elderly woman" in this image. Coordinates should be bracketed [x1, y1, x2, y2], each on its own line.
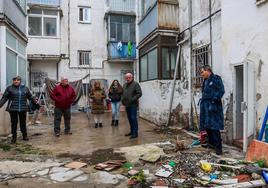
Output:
[89, 81, 106, 128]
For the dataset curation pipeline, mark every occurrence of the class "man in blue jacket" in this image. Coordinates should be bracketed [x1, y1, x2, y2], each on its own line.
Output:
[199, 65, 225, 155]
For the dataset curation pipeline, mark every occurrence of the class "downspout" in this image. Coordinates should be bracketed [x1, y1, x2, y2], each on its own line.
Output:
[209, 0, 213, 67]
[189, 0, 193, 130]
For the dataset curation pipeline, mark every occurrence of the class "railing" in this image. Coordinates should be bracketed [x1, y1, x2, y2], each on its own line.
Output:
[106, 0, 135, 13]
[108, 41, 136, 60]
[27, 0, 60, 6]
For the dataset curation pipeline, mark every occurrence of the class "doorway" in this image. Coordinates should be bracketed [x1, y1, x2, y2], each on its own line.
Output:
[233, 65, 244, 147]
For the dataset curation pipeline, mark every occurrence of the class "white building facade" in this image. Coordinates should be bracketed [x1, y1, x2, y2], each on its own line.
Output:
[27, 0, 136, 93]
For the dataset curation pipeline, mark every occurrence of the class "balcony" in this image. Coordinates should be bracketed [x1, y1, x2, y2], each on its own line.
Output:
[108, 41, 136, 61]
[106, 0, 135, 14]
[27, 0, 60, 6]
[139, 0, 179, 42]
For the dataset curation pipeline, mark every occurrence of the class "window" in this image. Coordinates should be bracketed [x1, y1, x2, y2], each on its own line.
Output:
[162, 47, 179, 79]
[28, 9, 59, 37]
[31, 72, 48, 88]
[78, 51, 92, 66]
[109, 15, 135, 42]
[192, 45, 210, 88]
[141, 0, 157, 16]
[140, 48, 158, 81]
[78, 7, 91, 23]
[6, 31, 27, 86]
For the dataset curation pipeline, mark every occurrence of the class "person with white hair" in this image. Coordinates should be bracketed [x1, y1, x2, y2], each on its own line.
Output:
[121, 73, 142, 139]
[50, 76, 76, 137]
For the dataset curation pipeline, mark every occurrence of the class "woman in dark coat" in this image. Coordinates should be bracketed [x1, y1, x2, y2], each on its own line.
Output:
[108, 80, 123, 126]
[89, 81, 106, 128]
[199, 65, 225, 155]
[0, 76, 37, 143]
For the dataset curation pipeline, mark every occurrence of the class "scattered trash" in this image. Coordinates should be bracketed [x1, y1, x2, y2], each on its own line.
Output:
[173, 178, 185, 184]
[152, 178, 167, 186]
[155, 165, 174, 178]
[65, 161, 87, 169]
[234, 174, 251, 183]
[169, 161, 176, 167]
[128, 170, 146, 186]
[95, 160, 126, 171]
[200, 176, 238, 185]
[200, 161, 212, 173]
[122, 162, 133, 170]
[128, 169, 139, 176]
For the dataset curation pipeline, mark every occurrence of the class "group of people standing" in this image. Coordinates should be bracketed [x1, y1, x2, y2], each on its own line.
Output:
[0, 67, 225, 156]
[89, 73, 142, 139]
[0, 72, 142, 143]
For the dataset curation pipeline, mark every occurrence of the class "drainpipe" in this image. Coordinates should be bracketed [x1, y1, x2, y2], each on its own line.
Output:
[209, 0, 213, 67]
[189, 0, 193, 130]
[166, 44, 182, 127]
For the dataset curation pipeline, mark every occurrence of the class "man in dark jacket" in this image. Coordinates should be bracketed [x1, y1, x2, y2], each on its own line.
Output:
[50, 77, 76, 137]
[0, 76, 37, 143]
[199, 65, 225, 155]
[122, 73, 142, 139]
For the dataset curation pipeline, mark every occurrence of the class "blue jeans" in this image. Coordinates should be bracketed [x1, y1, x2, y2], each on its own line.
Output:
[111, 102, 120, 120]
[126, 106, 138, 136]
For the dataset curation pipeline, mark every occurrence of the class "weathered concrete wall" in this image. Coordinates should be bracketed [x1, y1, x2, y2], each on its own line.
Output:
[221, 0, 268, 131]
[59, 0, 107, 82]
[139, 80, 190, 126]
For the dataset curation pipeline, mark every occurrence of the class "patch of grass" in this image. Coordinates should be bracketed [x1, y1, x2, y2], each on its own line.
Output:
[14, 143, 50, 155]
[0, 143, 12, 151]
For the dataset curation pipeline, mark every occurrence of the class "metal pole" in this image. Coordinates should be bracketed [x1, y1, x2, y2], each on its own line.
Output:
[166, 44, 182, 127]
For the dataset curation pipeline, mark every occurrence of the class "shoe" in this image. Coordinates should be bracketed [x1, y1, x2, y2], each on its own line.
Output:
[95, 123, 98, 128]
[99, 123, 103, 128]
[55, 132, 60, 137]
[216, 150, 223, 155]
[129, 135, 138, 139]
[115, 120, 119, 126]
[111, 120, 115, 126]
[11, 136, 16, 144]
[64, 131, 72, 135]
[125, 133, 132, 136]
[23, 133, 29, 141]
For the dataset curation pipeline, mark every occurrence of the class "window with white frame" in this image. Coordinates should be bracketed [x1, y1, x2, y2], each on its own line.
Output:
[192, 45, 210, 88]
[28, 9, 59, 37]
[78, 7, 91, 23]
[78, 51, 92, 66]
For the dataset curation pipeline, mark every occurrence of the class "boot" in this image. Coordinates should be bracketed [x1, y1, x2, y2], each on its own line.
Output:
[111, 120, 115, 126]
[115, 120, 119, 126]
[95, 123, 98, 128]
[23, 133, 29, 141]
[11, 135, 16, 144]
[99, 123, 103, 128]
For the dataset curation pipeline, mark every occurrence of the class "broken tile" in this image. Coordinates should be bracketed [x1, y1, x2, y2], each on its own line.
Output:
[36, 168, 49, 176]
[65, 161, 87, 169]
[50, 167, 71, 174]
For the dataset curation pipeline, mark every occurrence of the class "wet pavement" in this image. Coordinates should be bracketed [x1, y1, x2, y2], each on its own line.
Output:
[26, 111, 163, 156]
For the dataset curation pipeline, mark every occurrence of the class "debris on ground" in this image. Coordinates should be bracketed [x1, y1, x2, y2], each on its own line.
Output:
[65, 161, 87, 169]
[94, 160, 126, 171]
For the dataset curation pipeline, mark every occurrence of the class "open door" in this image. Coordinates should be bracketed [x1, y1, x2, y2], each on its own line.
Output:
[242, 61, 256, 152]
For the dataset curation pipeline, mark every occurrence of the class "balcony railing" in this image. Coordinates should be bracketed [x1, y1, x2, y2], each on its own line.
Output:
[108, 41, 136, 60]
[27, 0, 60, 6]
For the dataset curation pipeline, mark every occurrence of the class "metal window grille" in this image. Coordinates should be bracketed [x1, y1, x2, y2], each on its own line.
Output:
[192, 45, 210, 88]
[31, 72, 48, 88]
[78, 51, 92, 66]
